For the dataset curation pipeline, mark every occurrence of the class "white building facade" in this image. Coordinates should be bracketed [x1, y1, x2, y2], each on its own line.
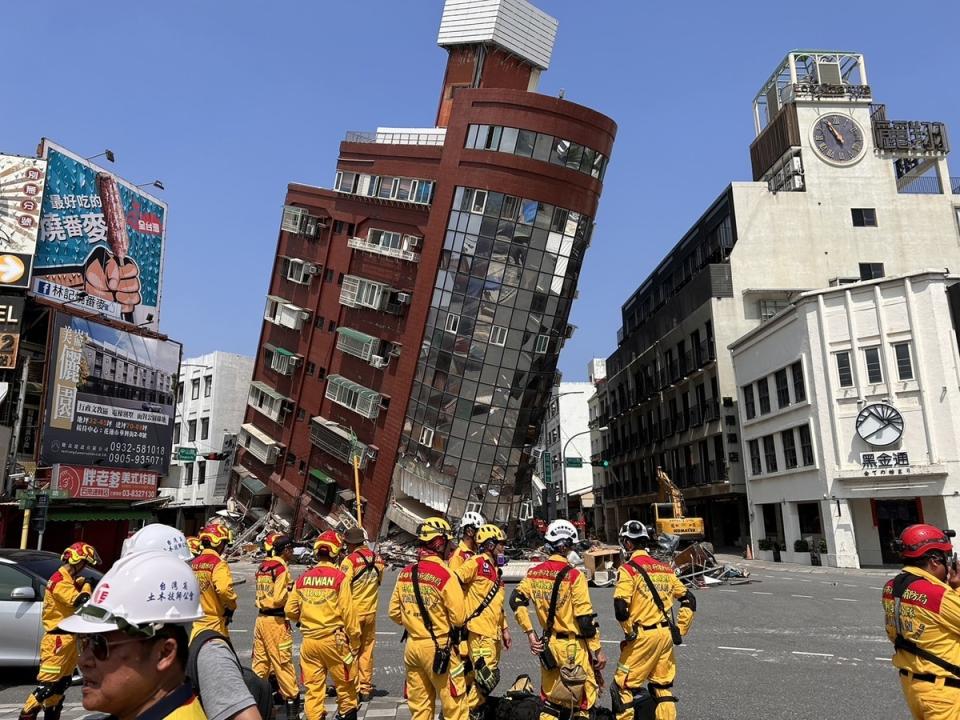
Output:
[159, 351, 254, 526]
[540, 381, 594, 519]
[731, 271, 960, 568]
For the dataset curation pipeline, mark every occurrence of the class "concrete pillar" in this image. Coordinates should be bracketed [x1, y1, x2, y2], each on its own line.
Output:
[824, 498, 861, 568]
[782, 501, 801, 552]
[943, 495, 960, 536]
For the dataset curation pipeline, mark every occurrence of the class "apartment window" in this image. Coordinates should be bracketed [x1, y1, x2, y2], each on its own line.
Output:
[756, 377, 771, 415]
[315, 315, 325, 330]
[864, 346, 883, 384]
[191, 379, 200, 400]
[798, 424, 815, 466]
[177, 382, 184, 402]
[490, 325, 508, 346]
[281, 205, 305, 233]
[742, 384, 756, 420]
[471, 190, 487, 214]
[197, 462, 206, 486]
[762, 435, 778, 473]
[324, 268, 334, 282]
[328, 320, 337, 332]
[749, 439, 762, 475]
[201, 417, 209, 441]
[775, 369, 790, 409]
[859, 263, 884, 281]
[782, 429, 798, 469]
[836, 352, 854, 387]
[534, 334, 549, 354]
[173, 422, 181, 445]
[297, 408, 305, 421]
[184, 463, 194, 487]
[851, 208, 878, 227]
[286, 451, 297, 466]
[791, 361, 806, 402]
[445, 314, 460, 334]
[759, 299, 790, 322]
[420, 427, 434, 446]
[306, 361, 316, 375]
[203, 375, 212, 398]
[894, 343, 914, 380]
[188, 420, 197, 442]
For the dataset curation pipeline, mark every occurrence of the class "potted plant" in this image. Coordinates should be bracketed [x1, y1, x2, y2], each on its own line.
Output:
[756, 537, 776, 562]
[784, 538, 813, 566]
[793, 539, 810, 552]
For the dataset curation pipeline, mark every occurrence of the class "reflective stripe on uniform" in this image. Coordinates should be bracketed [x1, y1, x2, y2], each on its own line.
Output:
[617, 663, 630, 674]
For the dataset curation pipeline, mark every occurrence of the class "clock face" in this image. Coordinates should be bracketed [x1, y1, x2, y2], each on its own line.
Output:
[856, 403, 904, 447]
[812, 114, 865, 165]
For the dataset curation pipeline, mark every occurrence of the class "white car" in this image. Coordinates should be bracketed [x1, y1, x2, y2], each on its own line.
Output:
[0, 550, 103, 666]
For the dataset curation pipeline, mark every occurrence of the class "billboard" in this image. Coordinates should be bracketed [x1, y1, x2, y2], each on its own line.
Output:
[41, 312, 180, 475]
[53, 464, 158, 501]
[34, 140, 166, 331]
[0, 295, 25, 369]
[0, 154, 47, 288]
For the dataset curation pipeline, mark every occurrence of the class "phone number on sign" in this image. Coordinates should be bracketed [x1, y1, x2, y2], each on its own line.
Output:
[106, 453, 164, 466]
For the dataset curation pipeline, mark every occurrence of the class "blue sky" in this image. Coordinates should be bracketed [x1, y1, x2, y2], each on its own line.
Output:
[4, 2, 958, 380]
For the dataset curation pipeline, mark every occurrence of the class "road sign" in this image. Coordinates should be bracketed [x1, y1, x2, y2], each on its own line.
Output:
[36, 493, 49, 508]
[48, 489, 68, 500]
[543, 452, 553, 484]
[177, 447, 197, 462]
[565, 457, 583, 468]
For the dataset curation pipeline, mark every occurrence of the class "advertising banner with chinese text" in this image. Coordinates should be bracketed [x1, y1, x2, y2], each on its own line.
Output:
[41, 312, 180, 476]
[0, 154, 47, 288]
[0, 295, 25, 368]
[33, 140, 166, 331]
[53, 463, 158, 501]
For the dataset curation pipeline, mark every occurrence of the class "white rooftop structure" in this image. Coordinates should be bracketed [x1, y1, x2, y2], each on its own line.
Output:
[437, 0, 558, 70]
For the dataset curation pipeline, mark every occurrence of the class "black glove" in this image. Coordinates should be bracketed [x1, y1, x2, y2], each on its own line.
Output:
[73, 592, 91, 608]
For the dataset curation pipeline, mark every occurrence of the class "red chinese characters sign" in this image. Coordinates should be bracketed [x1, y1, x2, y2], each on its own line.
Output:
[54, 463, 158, 501]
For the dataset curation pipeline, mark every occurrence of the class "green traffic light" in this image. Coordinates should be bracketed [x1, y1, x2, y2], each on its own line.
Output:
[602, 460, 610, 467]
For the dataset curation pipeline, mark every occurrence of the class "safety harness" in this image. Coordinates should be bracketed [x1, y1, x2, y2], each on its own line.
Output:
[466, 578, 502, 624]
[891, 572, 960, 679]
[350, 550, 382, 587]
[627, 560, 682, 645]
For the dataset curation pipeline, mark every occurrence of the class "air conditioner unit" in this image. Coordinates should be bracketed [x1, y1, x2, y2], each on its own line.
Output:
[785, 175, 804, 191]
[407, 236, 421, 249]
[366, 445, 379, 461]
[530, 447, 544, 461]
[369, 355, 387, 369]
[305, 264, 320, 275]
[303, 217, 319, 237]
[396, 292, 411, 304]
[722, 396, 734, 407]
[789, 156, 803, 175]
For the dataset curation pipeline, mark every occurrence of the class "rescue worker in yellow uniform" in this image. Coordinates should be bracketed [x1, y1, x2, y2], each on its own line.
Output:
[287, 530, 360, 720]
[883, 524, 960, 719]
[254, 532, 301, 720]
[449, 511, 485, 573]
[510, 519, 606, 720]
[340, 526, 385, 702]
[389, 517, 469, 720]
[612, 521, 695, 720]
[191, 524, 238, 638]
[455, 524, 512, 720]
[187, 535, 202, 557]
[19, 542, 100, 720]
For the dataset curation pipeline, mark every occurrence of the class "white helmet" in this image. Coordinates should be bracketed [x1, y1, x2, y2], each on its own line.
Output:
[121, 523, 192, 562]
[544, 519, 579, 545]
[619, 520, 649, 541]
[58, 550, 203, 635]
[461, 511, 486, 532]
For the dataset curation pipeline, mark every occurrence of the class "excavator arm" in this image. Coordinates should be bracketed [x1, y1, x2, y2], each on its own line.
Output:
[656, 466, 686, 518]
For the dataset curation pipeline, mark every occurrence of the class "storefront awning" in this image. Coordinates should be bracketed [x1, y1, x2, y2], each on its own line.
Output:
[309, 468, 334, 485]
[241, 475, 269, 496]
[49, 510, 154, 522]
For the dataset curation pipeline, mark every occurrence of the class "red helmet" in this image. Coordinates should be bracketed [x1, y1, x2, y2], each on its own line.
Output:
[198, 524, 230, 548]
[314, 530, 343, 557]
[898, 524, 955, 558]
[62, 542, 101, 567]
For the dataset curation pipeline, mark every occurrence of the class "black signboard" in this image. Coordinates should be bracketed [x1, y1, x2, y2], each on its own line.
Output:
[0, 295, 24, 369]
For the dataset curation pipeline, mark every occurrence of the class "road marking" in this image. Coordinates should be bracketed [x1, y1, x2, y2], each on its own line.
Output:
[793, 651, 833, 657]
[820, 581, 834, 585]
[842, 584, 858, 588]
[230, 629, 249, 633]
[869, 586, 883, 590]
[798, 579, 812, 583]
[717, 646, 761, 652]
[791, 594, 813, 599]
[377, 631, 398, 635]
[717, 589, 738, 593]
[601, 640, 621, 645]
[752, 591, 773, 595]
[834, 598, 858, 602]
[875, 657, 890, 662]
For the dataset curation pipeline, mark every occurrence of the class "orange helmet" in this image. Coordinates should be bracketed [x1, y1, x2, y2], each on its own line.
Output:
[62, 542, 100, 567]
[186, 536, 202, 557]
[198, 524, 230, 548]
[314, 530, 343, 557]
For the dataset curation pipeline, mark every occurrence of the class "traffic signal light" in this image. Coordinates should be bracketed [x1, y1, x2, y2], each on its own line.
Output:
[203, 452, 226, 461]
[602, 460, 610, 468]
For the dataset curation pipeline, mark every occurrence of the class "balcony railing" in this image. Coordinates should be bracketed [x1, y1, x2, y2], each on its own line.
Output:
[344, 129, 447, 146]
[348, 236, 420, 263]
[688, 406, 703, 428]
[309, 416, 369, 469]
[897, 175, 943, 195]
[952, 177, 960, 194]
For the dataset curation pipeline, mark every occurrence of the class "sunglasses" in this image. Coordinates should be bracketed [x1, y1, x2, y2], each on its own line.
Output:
[78, 634, 150, 662]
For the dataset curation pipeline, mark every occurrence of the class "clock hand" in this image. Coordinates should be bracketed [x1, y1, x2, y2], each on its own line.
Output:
[826, 121, 845, 144]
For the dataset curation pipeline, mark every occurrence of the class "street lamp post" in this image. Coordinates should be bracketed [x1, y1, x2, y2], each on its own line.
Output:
[557, 426, 607, 520]
[543, 390, 584, 522]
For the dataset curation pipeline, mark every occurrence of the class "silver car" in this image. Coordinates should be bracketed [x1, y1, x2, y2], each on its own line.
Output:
[0, 550, 103, 666]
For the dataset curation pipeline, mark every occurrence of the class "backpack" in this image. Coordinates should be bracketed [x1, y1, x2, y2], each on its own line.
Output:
[187, 629, 274, 720]
[494, 675, 542, 720]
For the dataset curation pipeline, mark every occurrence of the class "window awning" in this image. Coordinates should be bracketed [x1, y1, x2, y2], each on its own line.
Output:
[251, 381, 289, 402]
[274, 346, 296, 357]
[309, 468, 334, 485]
[232, 464, 252, 479]
[327, 374, 379, 400]
[266, 294, 285, 303]
[49, 510, 154, 522]
[241, 422, 280, 447]
[241, 475, 269, 496]
[310, 416, 354, 441]
[336, 326, 377, 344]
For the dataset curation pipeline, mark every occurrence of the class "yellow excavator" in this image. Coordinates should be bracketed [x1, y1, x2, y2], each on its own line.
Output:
[652, 466, 705, 540]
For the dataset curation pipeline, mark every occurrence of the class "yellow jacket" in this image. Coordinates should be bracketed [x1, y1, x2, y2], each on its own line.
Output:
[255, 556, 292, 612]
[389, 554, 466, 641]
[615, 550, 694, 636]
[192, 549, 238, 627]
[448, 541, 475, 574]
[455, 553, 507, 637]
[340, 548, 384, 618]
[883, 565, 960, 677]
[42, 564, 91, 633]
[512, 554, 601, 653]
[286, 560, 360, 646]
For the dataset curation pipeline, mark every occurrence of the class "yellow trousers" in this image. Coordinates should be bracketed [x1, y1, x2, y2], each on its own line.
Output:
[190, 612, 229, 640]
[613, 628, 677, 720]
[356, 614, 377, 695]
[21, 634, 78, 715]
[252, 615, 299, 700]
[466, 632, 502, 713]
[537, 637, 598, 720]
[301, 631, 357, 720]
[403, 637, 468, 720]
[900, 673, 960, 719]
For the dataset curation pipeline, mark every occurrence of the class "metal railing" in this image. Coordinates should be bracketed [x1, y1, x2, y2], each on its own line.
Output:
[347, 236, 420, 263]
[952, 177, 960, 194]
[344, 130, 447, 146]
[896, 175, 943, 195]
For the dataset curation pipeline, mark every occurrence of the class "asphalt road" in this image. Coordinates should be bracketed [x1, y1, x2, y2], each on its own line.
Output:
[0, 559, 907, 719]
